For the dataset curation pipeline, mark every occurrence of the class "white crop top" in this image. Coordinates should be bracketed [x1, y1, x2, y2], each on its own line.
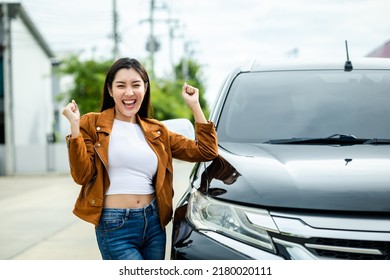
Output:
[106, 119, 158, 195]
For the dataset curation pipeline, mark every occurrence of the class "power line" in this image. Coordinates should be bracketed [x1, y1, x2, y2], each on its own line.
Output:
[140, 0, 183, 77]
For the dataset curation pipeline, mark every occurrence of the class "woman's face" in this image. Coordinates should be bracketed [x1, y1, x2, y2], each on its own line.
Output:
[109, 67, 147, 122]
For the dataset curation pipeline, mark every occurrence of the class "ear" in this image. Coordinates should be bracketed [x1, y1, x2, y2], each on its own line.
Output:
[144, 81, 148, 93]
[107, 83, 113, 97]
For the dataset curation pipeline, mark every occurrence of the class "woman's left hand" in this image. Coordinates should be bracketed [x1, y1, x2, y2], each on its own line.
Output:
[182, 83, 199, 107]
[181, 83, 207, 123]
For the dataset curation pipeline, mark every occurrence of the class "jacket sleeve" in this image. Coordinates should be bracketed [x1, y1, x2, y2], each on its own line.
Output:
[168, 121, 218, 162]
[66, 114, 97, 186]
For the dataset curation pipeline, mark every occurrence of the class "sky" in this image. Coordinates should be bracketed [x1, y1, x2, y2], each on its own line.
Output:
[17, 0, 390, 105]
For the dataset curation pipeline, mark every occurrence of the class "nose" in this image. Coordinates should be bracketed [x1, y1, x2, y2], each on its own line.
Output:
[125, 87, 134, 96]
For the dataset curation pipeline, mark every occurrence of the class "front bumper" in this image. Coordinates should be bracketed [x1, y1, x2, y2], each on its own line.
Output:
[171, 226, 284, 260]
[170, 203, 284, 260]
[171, 202, 390, 260]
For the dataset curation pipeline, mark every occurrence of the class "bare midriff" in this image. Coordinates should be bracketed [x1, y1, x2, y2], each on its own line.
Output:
[103, 193, 155, 209]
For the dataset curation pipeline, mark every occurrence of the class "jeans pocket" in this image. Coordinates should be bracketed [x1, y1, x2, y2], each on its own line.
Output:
[99, 213, 125, 232]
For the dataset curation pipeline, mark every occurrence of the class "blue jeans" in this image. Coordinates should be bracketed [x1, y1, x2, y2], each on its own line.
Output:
[95, 198, 166, 260]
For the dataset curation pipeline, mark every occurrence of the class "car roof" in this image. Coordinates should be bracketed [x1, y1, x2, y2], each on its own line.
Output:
[239, 57, 390, 72]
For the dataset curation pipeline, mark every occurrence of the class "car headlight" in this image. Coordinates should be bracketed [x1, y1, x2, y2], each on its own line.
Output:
[187, 190, 279, 253]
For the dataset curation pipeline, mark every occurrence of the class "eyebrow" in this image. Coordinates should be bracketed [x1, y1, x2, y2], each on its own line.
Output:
[114, 79, 142, 84]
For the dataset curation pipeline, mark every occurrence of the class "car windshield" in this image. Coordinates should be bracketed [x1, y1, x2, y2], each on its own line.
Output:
[217, 70, 390, 143]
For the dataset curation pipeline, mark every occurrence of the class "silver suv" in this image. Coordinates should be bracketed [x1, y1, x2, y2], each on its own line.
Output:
[171, 58, 390, 260]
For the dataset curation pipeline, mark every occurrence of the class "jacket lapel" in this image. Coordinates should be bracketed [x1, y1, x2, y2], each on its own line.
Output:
[94, 108, 115, 170]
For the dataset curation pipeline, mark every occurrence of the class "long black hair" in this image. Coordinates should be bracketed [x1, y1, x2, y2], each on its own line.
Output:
[100, 58, 151, 118]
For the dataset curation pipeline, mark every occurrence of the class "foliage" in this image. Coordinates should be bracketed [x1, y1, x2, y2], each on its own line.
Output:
[56, 55, 209, 122]
[56, 55, 113, 114]
[151, 58, 210, 122]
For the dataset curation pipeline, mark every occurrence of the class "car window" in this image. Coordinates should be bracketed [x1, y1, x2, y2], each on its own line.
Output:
[217, 70, 390, 143]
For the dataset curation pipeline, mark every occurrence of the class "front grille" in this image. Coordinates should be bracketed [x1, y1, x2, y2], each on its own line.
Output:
[272, 233, 390, 260]
[268, 211, 390, 260]
[306, 237, 390, 260]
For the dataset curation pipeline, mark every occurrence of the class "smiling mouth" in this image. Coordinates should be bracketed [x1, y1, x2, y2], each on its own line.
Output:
[123, 100, 136, 108]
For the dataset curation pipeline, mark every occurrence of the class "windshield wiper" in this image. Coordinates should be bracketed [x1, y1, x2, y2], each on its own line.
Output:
[265, 134, 366, 145]
[363, 138, 390, 145]
[265, 134, 390, 145]
[328, 134, 390, 145]
[326, 133, 357, 140]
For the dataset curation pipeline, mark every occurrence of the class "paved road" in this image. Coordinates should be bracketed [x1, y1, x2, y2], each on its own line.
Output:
[0, 160, 193, 260]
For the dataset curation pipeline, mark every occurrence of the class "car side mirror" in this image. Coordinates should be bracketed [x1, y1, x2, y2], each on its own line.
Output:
[162, 119, 195, 140]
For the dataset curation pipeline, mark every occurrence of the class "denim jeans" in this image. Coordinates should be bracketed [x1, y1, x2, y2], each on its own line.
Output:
[95, 198, 166, 260]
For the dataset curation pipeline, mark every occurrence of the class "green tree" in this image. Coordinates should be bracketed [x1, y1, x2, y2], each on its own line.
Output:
[152, 58, 210, 122]
[57, 55, 113, 114]
[57, 55, 209, 122]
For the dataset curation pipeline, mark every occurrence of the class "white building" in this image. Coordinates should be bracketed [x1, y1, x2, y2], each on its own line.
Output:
[0, 2, 68, 175]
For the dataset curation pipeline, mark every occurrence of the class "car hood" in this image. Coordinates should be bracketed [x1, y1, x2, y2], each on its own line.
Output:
[201, 142, 390, 212]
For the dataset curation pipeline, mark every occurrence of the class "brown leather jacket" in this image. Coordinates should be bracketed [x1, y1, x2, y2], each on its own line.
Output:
[66, 107, 218, 227]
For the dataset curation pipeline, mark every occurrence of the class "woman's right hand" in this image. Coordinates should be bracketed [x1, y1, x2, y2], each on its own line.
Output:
[62, 100, 80, 123]
[62, 100, 81, 138]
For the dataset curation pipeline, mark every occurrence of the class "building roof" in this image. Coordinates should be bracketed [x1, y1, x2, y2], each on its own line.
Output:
[366, 40, 390, 58]
[4, 2, 55, 58]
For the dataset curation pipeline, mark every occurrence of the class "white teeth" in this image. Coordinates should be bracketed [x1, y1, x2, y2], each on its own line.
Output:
[123, 100, 135, 105]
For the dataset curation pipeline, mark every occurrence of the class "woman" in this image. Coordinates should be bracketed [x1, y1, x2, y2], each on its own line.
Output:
[62, 58, 218, 260]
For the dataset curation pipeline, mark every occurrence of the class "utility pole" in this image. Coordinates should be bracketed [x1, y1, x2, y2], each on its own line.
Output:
[182, 40, 196, 81]
[140, 0, 158, 77]
[141, 0, 181, 78]
[167, 18, 181, 77]
[112, 0, 119, 59]
[147, 0, 157, 77]
[2, 3, 15, 175]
